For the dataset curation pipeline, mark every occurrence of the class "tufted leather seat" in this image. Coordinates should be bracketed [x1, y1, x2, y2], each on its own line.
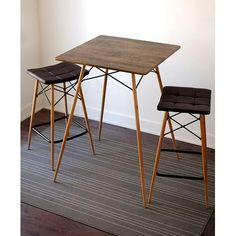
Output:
[157, 86, 211, 114]
[27, 62, 89, 84]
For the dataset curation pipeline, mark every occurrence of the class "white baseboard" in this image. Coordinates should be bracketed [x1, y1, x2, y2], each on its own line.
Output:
[21, 97, 44, 121]
[55, 103, 215, 149]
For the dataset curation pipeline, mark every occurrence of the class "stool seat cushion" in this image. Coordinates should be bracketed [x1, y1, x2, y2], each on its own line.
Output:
[158, 86, 211, 114]
[27, 62, 89, 84]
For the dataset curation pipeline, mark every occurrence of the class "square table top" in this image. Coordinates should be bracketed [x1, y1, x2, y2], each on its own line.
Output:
[56, 35, 180, 75]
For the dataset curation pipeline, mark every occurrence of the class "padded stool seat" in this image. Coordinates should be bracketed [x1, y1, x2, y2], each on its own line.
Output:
[157, 86, 211, 114]
[27, 62, 89, 84]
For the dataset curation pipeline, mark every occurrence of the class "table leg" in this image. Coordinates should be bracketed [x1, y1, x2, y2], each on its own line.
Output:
[80, 86, 95, 155]
[155, 67, 180, 159]
[53, 65, 86, 182]
[98, 69, 108, 140]
[131, 73, 146, 208]
[50, 84, 55, 171]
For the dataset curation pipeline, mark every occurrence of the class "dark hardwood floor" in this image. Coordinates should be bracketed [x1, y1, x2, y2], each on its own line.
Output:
[21, 109, 215, 236]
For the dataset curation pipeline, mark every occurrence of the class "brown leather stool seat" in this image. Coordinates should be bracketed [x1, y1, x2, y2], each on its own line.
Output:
[149, 86, 211, 208]
[157, 86, 211, 114]
[27, 62, 89, 84]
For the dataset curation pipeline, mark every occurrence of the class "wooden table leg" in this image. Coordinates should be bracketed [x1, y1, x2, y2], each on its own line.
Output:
[53, 65, 86, 182]
[155, 67, 180, 159]
[50, 84, 55, 171]
[98, 69, 108, 140]
[79, 86, 95, 155]
[28, 80, 39, 150]
[131, 73, 146, 208]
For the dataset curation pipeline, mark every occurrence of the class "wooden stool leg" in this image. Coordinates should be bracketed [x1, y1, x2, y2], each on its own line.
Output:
[155, 67, 180, 159]
[28, 80, 39, 150]
[79, 86, 95, 155]
[200, 114, 209, 208]
[148, 112, 168, 203]
[98, 69, 108, 140]
[131, 73, 146, 208]
[51, 84, 55, 171]
[54, 65, 86, 182]
[63, 82, 69, 120]
[167, 117, 180, 160]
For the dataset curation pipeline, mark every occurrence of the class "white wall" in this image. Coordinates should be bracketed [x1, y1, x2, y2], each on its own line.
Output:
[21, 0, 44, 121]
[36, 0, 214, 147]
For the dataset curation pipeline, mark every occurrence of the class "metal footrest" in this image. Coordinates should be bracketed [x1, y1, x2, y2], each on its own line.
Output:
[161, 148, 201, 155]
[157, 148, 203, 180]
[32, 115, 88, 144]
[157, 172, 203, 180]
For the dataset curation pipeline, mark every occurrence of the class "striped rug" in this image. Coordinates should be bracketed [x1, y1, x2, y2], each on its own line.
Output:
[21, 120, 214, 236]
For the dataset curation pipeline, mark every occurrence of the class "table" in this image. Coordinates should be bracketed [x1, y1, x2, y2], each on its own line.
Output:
[53, 35, 180, 208]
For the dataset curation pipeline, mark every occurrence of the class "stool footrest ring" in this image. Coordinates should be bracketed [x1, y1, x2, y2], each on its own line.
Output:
[157, 172, 204, 180]
[158, 148, 203, 180]
[161, 148, 201, 155]
[32, 115, 88, 144]
[32, 115, 67, 128]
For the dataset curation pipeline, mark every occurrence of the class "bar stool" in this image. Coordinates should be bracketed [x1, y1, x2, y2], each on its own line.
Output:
[27, 62, 95, 171]
[148, 86, 211, 208]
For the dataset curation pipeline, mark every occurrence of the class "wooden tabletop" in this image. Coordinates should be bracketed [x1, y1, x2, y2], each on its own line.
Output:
[56, 35, 180, 75]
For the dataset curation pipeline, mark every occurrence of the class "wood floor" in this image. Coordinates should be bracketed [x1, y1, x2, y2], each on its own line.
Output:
[21, 109, 215, 236]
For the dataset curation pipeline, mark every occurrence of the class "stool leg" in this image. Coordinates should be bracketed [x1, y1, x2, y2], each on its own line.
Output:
[148, 112, 168, 203]
[200, 114, 209, 208]
[79, 86, 95, 155]
[167, 117, 180, 160]
[98, 69, 108, 141]
[51, 84, 55, 171]
[28, 80, 39, 150]
[63, 82, 69, 120]
[155, 67, 180, 160]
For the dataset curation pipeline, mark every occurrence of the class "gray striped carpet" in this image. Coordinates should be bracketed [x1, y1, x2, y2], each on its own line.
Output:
[21, 120, 214, 236]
